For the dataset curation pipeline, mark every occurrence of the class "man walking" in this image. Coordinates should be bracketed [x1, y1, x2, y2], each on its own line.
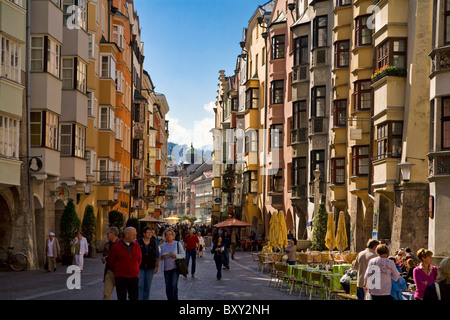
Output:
[354, 239, 379, 300]
[138, 227, 160, 300]
[184, 228, 199, 277]
[102, 226, 119, 300]
[45, 232, 60, 272]
[230, 230, 239, 260]
[108, 227, 142, 300]
[73, 231, 89, 272]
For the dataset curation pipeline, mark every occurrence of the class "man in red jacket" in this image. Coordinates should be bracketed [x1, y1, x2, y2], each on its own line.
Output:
[108, 226, 142, 300]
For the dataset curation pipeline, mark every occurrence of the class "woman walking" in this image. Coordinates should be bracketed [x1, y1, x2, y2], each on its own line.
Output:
[363, 244, 400, 300]
[160, 229, 185, 300]
[211, 236, 226, 280]
[413, 248, 438, 300]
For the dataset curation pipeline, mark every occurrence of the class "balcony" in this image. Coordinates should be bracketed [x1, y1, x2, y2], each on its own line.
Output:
[428, 151, 450, 178]
[431, 46, 450, 74]
[96, 170, 121, 187]
[292, 65, 309, 84]
[371, 66, 407, 84]
[291, 185, 307, 200]
[291, 128, 308, 144]
[309, 117, 327, 135]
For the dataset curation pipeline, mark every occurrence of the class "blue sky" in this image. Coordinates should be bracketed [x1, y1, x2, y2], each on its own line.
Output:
[134, 0, 264, 149]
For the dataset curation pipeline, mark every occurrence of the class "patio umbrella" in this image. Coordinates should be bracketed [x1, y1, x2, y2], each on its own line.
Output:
[335, 211, 348, 252]
[139, 216, 160, 223]
[278, 210, 288, 249]
[325, 212, 337, 251]
[214, 218, 251, 228]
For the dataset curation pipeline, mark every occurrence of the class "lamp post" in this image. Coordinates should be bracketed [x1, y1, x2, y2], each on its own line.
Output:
[398, 162, 415, 182]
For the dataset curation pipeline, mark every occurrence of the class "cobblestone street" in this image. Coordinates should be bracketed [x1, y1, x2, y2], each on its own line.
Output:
[0, 249, 302, 301]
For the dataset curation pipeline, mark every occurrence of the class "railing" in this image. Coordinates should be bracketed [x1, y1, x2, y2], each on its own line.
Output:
[291, 185, 307, 199]
[96, 170, 121, 187]
[309, 117, 327, 135]
[291, 128, 308, 144]
[292, 64, 309, 83]
[428, 152, 450, 177]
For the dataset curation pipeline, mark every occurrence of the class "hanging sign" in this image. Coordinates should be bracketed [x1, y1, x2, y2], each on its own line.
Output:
[55, 186, 70, 201]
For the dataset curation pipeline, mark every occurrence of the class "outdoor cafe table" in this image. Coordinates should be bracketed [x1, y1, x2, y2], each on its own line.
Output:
[333, 264, 352, 275]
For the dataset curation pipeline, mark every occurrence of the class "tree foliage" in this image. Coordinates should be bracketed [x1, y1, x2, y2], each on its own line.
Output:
[60, 199, 81, 255]
[311, 203, 328, 251]
[82, 205, 96, 256]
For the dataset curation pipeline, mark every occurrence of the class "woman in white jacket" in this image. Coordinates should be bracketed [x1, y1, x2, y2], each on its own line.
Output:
[73, 232, 89, 272]
[160, 229, 185, 300]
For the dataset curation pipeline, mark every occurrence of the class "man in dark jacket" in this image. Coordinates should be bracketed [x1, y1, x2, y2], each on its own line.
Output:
[222, 230, 231, 269]
[102, 226, 119, 300]
[137, 227, 160, 300]
[108, 227, 142, 300]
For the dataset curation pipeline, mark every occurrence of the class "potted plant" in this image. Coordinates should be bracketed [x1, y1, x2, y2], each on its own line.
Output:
[81, 205, 96, 257]
[60, 199, 81, 265]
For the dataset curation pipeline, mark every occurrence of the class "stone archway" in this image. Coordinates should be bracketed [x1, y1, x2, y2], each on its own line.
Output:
[0, 195, 12, 256]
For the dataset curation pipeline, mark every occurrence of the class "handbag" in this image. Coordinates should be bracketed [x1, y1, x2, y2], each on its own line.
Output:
[175, 241, 188, 278]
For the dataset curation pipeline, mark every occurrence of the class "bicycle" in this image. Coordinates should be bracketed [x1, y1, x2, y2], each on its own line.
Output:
[0, 247, 28, 271]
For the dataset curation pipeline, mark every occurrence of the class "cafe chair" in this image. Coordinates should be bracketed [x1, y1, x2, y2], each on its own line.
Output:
[299, 269, 310, 298]
[287, 267, 305, 296]
[308, 272, 326, 300]
[323, 276, 346, 300]
[252, 253, 261, 271]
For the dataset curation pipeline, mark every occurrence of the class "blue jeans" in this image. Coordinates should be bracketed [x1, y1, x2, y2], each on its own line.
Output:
[164, 268, 179, 300]
[185, 249, 197, 275]
[138, 269, 155, 300]
[357, 287, 365, 300]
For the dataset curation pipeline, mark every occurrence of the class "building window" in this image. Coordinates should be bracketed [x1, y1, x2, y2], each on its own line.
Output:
[60, 124, 72, 156]
[443, 97, 450, 149]
[337, 0, 351, 6]
[29, 111, 59, 150]
[376, 122, 403, 159]
[292, 100, 307, 130]
[377, 39, 407, 70]
[63, 0, 87, 31]
[354, 80, 372, 111]
[45, 112, 59, 150]
[270, 169, 283, 193]
[116, 70, 124, 93]
[313, 16, 328, 48]
[243, 171, 258, 194]
[334, 40, 350, 68]
[99, 106, 115, 131]
[311, 150, 325, 181]
[62, 57, 86, 92]
[245, 130, 258, 153]
[101, 54, 116, 80]
[446, 0, 450, 44]
[231, 98, 238, 112]
[271, 80, 284, 104]
[334, 99, 347, 127]
[292, 157, 306, 187]
[270, 124, 283, 149]
[312, 86, 326, 117]
[88, 34, 96, 60]
[293, 36, 308, 66]
[355, 15, 372, 46]
[30, 36, 61, 78]
[60, 123, 85, 157]
[1, 36, 21, 83]
[245, 88, 259, 109]
[331, 158, 345, 185]
[8, 0, 24, 7]
[113, 25, 125, 49]
[30, 112, 42, 147]
[0, 114, 20, 159]
[272, 35, 285, 59]
[351, 145, 369, 176]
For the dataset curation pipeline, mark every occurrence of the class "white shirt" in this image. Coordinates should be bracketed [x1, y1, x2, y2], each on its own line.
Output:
[47, 238, 54, 257]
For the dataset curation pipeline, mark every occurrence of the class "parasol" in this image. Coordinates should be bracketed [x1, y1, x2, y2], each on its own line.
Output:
[335, 211, 348, 252]
[214, 218, 251, 228]
[139, 216, 160, 223]
[325, 212, 337, 251]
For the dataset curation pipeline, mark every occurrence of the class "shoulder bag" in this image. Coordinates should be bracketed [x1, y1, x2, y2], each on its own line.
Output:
[175, 241, 188, 277]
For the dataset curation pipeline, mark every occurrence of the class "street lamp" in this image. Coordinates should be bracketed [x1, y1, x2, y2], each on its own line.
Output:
[398, 162, 415, 182]
[239, 41, 248, 60]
